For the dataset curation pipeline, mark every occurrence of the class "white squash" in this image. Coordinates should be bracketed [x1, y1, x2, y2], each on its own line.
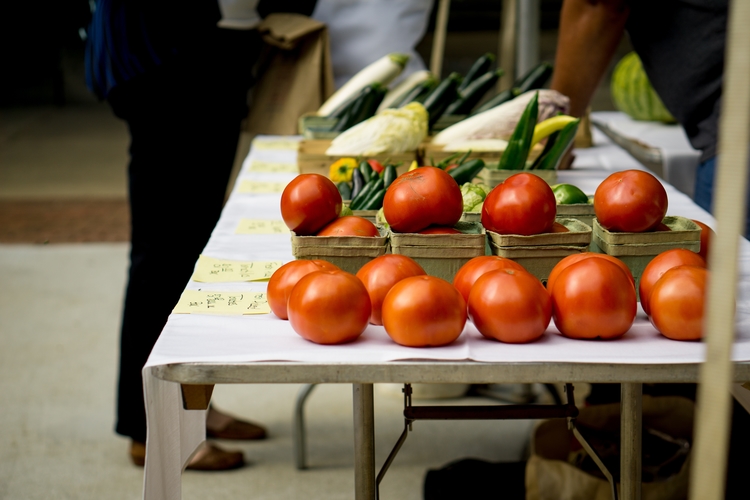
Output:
[317, 53, 409, 117]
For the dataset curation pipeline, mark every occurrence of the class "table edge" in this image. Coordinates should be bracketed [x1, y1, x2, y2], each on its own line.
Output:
[150, 361, 750, 385]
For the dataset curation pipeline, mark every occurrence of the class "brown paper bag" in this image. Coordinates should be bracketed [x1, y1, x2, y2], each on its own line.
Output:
[526, 396, 694, 500]
[245, 14, 334, 136]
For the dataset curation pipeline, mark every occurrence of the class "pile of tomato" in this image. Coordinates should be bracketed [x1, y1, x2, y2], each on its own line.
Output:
[275, 168, 716, 346]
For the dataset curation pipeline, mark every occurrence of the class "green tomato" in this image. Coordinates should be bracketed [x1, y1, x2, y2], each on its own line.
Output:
[551, 183, 588, 205]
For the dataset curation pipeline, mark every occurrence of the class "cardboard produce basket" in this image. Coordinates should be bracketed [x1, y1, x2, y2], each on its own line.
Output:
[555, 203, 596, 227]
[591, 216, 701, 298]
[479, 167, 558, 187]
[297, 139, 416, 176]
[389, 222, 486, 282]
[487, 218, 592, 285]
[298, 113, 340, 140]
[291, 226, 388, 275]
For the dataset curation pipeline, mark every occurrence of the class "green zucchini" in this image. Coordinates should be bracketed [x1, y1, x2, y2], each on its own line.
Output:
[528, 130, 560, 170]
[449, 159, 486, 185]
[514, 62, 553, 94]
[422, 72, 463, 128]
[531, 119, 580, 170]
[458, 53, 495, 93]
[361, 187, 386, 210]
[337, 181, 352, 200]
[498, 92, 539, 170]
[333, 83, 386, 132]
[471, 87, 519, 115]
[445, 69, 504, 116]
[328, 94, 357, 119]
[391, 77, 438, 108]
[350, 178, 380, 210]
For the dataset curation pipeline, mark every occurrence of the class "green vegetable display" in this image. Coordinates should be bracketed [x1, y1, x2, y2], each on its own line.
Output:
[460, 182, 492, 212]
[497, 92, 539, 171]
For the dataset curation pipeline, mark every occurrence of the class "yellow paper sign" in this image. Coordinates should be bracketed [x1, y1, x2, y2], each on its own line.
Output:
[249, 160, 297, 173]
[252, 139, 299, 151]
[173, 290, 270, 315]
[192, 255, 282, 283]
[235, 219, 290, 235]
[238, 180, 288, 194]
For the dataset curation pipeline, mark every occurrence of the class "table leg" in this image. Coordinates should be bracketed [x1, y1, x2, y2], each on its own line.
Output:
[142, 367, 207, 500]
[620, 383, 642, 500]
[353, 383, 375, 500]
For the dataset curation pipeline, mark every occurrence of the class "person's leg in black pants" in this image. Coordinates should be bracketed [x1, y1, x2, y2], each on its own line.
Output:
[109, 28, 264, 468]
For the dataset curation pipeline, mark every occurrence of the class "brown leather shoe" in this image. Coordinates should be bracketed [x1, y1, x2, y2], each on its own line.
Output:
[129, 441, 245, 471]
[206, 418, 267, 441]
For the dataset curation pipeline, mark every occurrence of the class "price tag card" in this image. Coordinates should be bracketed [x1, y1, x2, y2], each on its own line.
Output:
[235, 219, 290, 235]
[252, 138, 299, 151]
[173, 290, 270, 315]
[192, 255, 282, 283]
[249, 160, 297, 174]
[238, 180, 288, 194]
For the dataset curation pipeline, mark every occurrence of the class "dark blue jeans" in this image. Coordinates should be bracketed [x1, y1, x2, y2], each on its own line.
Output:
[693, 155, 750, 236]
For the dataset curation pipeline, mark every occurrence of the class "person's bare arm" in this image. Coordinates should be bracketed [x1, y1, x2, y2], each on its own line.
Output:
[551, 0, 630, 117]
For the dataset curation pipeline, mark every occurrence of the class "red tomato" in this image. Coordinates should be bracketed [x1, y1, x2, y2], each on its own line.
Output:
[267, 260, 340, 320]
[453, 255, 527, 304]
[547, 252, 635, 293]
[692, 219, 715, 261]
[593, 170, 668, 232]
[417, 226, 462, 234]
[355, 254, 426, 325]
[381, 276, 467, 347]
[287, 270, 371, 344]
[639, 249, 706, 316]
[367, 159, 385, 174]
[316, 216, 380, 237]
[468, 268, 551, 343]
[550, 258, 637, 339]
[281, 174, 342, 235]
[650, 266, 708, 341]
[383, 166, 463, 233]
[481, 173, 556, 235]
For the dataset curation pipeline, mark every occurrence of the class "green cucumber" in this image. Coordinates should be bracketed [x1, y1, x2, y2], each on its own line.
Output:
[498, 92, 539, 171]
[514, 62, 553, 94]
[423, 72, 463, 128]
[458, 53, 495, 92]
[361, 187, 386, 210]
[350, 178, 379, 210]
[355, 179, 385, 210]
[531, 119, 580, 170]
[359, 160, 374, 183]
[382, 165, 398, 188]
[449, 159, 486, 185]
[471, 87, 519, 115]
[445, 69, 504, 115]
[350, 168, 365, 199]
[337, 181, 352, 200]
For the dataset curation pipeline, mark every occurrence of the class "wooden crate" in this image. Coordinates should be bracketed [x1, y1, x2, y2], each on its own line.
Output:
[486, 218, 592, 285]
[592, 216, 701, 298]
[291, 227, 389, 275]
[297, 139, 416, 177]
[389, 222, 486, 282]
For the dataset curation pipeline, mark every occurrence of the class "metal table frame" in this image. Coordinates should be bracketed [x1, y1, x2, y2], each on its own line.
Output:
[147, 360, 750, 500]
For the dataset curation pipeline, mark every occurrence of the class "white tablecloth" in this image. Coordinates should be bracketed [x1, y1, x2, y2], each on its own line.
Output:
[590, 111, 702, 198]
[146, 131, 750, 369]
[141, 132, 750, 500]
